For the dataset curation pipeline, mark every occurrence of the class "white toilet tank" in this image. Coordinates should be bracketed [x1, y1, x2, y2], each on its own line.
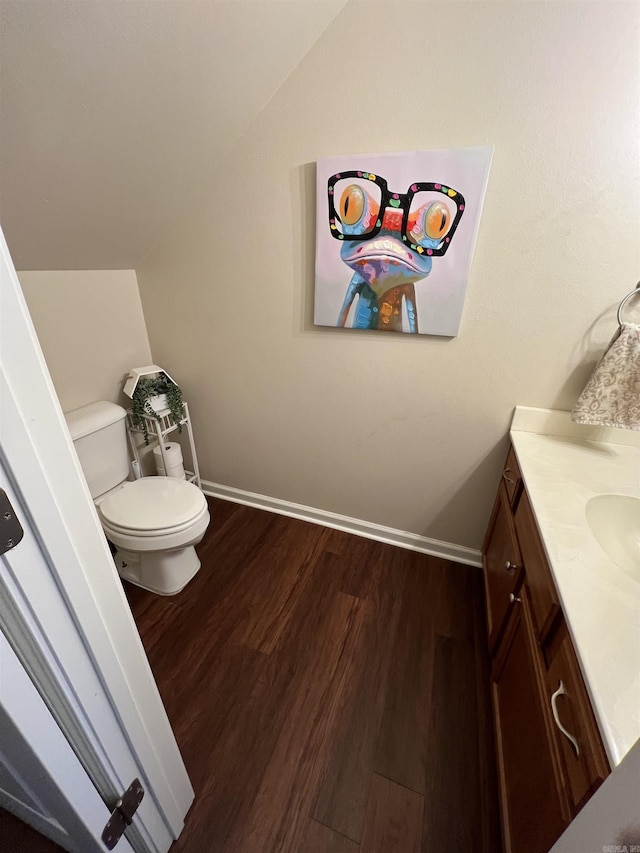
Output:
[65, 401, 130, 499]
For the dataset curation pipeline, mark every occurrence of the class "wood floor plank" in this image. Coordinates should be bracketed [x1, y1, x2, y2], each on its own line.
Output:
[373, 553, 441, 795]
[431, 560, 482, 642]
[169, 543, 365, 853]
[337, 535, 392, 600]
[222, 591, 369, 853]
[240, 519, 331, 654]
[166, 641, 267, 771]
[311, 543, 407, 843]
[301, 819, 360, 853]
[122, 585, 182, 656]
[166, 645, 275, 852]
[321, 527, 353, 555]
[421, 634, 483, 852]
[359, 774, 423, 853]
[137, 504, 282, 722]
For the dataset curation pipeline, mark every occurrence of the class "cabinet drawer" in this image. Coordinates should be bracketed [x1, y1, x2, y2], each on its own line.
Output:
[483, 484, 523, 652]
[501, 446, 522, 507]
[514, 490, 560, 641]
[544, 620, 610, 813]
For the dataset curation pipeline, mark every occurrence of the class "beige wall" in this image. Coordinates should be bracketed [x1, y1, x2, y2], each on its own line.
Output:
[18, 270, 152, 412]
[137, 1, 640, 549]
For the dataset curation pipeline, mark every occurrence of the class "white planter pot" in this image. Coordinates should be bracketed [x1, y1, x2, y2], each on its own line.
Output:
[149, 394, 168, 414]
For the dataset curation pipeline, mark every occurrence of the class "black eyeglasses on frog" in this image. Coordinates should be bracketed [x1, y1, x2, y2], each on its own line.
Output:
[327, 171, 465, 257]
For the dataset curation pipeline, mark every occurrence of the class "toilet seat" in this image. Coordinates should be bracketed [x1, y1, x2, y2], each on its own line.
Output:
[99, 477, 207, 534]
[101, 503, 209, 538]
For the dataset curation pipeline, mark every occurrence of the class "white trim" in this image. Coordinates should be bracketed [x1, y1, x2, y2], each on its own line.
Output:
[201, 480, 482, 568]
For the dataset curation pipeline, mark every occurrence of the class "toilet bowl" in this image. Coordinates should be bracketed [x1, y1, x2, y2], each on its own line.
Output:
[97, 477, 210, 596]
[65, 400, 210, 596]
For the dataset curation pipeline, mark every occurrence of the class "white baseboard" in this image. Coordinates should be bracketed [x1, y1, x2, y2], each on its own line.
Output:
[201, 480, 482, 568]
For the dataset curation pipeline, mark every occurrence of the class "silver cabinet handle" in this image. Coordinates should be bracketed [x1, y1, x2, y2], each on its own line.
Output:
[502, 469, 515, 485]
[505, 561, 518, 572]
[509, 592, 521, 604]
[551, 680, 580, 758]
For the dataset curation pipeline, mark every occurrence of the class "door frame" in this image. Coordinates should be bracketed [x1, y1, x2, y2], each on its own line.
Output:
[0, 228, 193, 849]
[1, 627, 136, 852]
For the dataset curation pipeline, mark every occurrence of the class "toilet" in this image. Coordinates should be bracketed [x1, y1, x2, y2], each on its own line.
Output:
[65, 401, 210, 596]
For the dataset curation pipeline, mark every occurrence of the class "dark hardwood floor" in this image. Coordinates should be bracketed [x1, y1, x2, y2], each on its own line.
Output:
[124, 497, 502, 853]
[0, 808, 63, 852]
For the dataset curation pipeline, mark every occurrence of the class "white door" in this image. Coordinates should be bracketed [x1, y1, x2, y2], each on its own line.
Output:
[0, 226, 194, 853]
[1, 626, 135, 852]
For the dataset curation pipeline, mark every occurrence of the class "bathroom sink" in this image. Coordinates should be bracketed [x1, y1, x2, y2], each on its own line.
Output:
[585, 494, 640, 583]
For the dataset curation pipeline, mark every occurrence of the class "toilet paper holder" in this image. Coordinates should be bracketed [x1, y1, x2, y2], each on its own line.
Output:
[125, 401, 201, 490]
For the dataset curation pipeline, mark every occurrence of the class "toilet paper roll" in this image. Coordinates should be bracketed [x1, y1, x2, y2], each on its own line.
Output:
[156, 460, 186, 479]
[153, 442, 183, 464]
[153, 442, 185, 478]
[158, 467, 186, 480]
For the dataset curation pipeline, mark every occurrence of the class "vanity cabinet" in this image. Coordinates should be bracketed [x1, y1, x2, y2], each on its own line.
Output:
[483, 445, 610, 853]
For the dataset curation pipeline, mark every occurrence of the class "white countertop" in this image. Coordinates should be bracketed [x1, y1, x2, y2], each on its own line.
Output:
[510, 407, 640, 768]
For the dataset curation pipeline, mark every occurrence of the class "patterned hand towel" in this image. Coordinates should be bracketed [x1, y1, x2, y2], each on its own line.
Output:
[571, 323, 640, 430]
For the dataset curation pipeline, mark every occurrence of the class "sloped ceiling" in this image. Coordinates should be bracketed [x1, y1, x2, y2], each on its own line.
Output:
[0, 0, 346, 270]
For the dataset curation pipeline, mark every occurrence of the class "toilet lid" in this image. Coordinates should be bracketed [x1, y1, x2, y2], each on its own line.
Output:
[99, 477, 207, 532]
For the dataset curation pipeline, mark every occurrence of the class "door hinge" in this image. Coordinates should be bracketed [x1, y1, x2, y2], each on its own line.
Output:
[101, 778, 144, 850]
[0, 489, 24, 556]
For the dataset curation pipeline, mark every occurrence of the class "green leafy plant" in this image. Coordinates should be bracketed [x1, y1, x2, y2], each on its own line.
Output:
[130, 372, 185, 444]
[164, 381, 185, 430]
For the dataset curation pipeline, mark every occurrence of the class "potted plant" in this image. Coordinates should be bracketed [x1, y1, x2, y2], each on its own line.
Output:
[130, 372, 185, 444]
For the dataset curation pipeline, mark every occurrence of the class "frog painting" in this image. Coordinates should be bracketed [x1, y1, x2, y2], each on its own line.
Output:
[314, 147, 493, 337]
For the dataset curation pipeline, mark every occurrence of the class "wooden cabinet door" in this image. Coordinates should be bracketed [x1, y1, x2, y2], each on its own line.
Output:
[483, 484, 523, 651]
[492, 590, 570, 853]
[544, 621, 610, 813]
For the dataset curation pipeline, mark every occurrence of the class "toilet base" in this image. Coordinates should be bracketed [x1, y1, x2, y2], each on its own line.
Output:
[114, 545, 201, 596]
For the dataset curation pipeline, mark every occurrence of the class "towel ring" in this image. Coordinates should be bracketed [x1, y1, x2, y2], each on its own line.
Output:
[617, 282, 640, 327]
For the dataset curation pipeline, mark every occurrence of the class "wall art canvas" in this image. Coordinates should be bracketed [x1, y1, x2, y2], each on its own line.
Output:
[314, 146, 493, 336]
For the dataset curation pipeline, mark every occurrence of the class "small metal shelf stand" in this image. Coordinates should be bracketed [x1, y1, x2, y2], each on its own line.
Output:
[126, 401, 202, 490]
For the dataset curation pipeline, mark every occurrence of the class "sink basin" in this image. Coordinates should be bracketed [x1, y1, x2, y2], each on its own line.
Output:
[585, 494, 640, 582]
